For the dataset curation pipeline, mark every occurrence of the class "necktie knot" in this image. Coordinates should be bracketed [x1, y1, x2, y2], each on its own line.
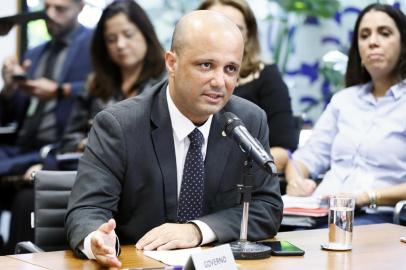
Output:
[50, 39, 67, 52]
[188, 128, 204, 149]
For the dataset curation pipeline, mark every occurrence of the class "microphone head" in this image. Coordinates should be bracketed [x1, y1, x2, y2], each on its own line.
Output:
[219, 112, 244, 136]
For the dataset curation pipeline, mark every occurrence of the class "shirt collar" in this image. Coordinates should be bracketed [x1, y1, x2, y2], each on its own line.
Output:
[390, 79, 406, 100]
[359, 79, 406, 101]
[166, 86, 212, 143]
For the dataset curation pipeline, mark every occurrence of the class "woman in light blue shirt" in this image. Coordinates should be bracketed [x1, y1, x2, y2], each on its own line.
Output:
[285, 3, 406, 224]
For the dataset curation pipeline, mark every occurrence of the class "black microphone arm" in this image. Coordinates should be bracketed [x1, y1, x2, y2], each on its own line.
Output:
[220, 112, 277, 175]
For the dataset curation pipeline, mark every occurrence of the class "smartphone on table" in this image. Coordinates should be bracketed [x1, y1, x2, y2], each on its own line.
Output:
[260, 240, 305, 256]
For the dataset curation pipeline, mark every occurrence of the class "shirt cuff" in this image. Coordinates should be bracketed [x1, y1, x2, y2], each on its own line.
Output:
[192, 220, 217, 245]
[81, 231, 96, 260]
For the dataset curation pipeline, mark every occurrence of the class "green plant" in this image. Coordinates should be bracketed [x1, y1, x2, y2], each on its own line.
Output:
[275, 0, 340, 18]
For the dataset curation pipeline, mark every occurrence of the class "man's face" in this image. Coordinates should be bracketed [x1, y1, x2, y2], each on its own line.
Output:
[166, 30, 243, 125]
[45, 0, 83, 37]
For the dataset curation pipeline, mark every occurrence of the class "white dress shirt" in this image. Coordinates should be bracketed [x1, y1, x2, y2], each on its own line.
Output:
[81, 86, 217, 259]
[166, 87, 217, 244]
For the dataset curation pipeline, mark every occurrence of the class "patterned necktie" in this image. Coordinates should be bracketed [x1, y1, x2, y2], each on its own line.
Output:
[177, 128, 205, 223]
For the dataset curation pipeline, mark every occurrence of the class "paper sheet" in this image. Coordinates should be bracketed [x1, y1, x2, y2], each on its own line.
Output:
[282, 195, 327, 209]
[143, 247, 202, 266]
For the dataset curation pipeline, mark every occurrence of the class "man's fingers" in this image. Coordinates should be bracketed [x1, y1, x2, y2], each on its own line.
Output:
[157, 240, 184, 251]
[142, 237, 169, 251]
[136, 226, 160, 249]
[97, 218, 116, 234]
[95, 254, 122, 268]
[91, 234, 104, 249]
[22, 59, 31, 70]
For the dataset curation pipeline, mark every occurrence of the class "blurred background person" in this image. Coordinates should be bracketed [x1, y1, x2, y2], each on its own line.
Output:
[198, 0, 298, 172]
[3, 0, 165, 254]
[36, 0, 166, 170]
[0, 0, 92, 254]
[0, 0, 91, 177]
[285, 3, 406, 225]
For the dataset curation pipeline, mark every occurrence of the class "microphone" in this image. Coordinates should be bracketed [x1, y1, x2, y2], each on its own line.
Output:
[220, 112, 277, 175]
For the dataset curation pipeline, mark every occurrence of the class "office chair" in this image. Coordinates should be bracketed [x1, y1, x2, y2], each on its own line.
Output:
[15, 170, 76, 254]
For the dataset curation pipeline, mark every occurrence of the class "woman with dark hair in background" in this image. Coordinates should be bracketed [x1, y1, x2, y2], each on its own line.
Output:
[198, 0, 298, 172]
[4, 0, 165, 254]
[285, 4, 406, 225]
[57, 0, 166, 155]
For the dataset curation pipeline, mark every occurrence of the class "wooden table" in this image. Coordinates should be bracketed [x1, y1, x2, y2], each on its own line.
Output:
[0, 255, 47, 269]
[6, 223, 406, 270]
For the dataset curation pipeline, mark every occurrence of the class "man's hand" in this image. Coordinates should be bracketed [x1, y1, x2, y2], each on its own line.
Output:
[286, 178, 317, 196]
[19, 78, 58, 101]
[23, 164, 43, 181]
[90, 219, 121, 268]
[1, 56, 30, 95]
[136, 223, 202, 251]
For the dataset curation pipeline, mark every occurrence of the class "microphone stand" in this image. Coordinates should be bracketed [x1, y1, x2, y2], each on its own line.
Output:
[229, 158, 272, 259]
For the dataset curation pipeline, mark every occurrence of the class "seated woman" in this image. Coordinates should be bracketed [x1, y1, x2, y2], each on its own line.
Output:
[285, 4, 406, 225]
[3, 0, 165, 254]
[198, 0, 298, 172]
[28, 0, 166, 172]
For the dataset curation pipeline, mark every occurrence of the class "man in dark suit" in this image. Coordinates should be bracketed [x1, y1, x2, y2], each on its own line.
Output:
[0, 0, 92, 178]
[66, 10, 283, 268]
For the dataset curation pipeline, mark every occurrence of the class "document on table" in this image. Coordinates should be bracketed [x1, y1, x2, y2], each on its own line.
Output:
[143, 247, 202, 266]
[282, 195, 328, 209]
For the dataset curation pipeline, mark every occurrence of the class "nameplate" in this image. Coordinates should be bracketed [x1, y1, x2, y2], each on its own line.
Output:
[184, 244, 236, 270]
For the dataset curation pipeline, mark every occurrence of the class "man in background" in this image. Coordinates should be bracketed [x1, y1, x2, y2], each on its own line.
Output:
[0, 0, 92, 179]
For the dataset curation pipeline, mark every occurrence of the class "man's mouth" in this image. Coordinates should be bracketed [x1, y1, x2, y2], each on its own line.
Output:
[203, 93, 223, 103]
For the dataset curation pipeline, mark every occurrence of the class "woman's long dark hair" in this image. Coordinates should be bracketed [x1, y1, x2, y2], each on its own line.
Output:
[90, 0, 165, 100]
[345, 4, 406, 87]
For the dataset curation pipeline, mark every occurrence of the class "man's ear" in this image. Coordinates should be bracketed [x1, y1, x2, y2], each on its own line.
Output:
[165, 51, 177, 77]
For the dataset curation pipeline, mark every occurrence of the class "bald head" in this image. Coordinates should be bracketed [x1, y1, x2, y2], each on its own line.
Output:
[171, 10, 244, 54]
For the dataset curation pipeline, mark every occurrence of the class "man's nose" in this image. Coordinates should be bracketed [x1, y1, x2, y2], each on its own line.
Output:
[46, 7, 57, 22]
[210, 69, 226, 88]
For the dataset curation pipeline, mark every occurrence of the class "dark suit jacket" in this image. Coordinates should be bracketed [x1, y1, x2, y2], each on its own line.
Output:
[65, 80, 283, 256]
[0, 25, 92, 146]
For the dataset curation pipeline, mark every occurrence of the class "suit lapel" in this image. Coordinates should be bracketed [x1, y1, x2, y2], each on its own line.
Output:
[203, 113, 233, 213]
[150, 82, 178, 222]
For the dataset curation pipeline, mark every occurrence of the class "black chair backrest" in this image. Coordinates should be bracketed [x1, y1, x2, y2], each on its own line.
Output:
[33, 170, 76, 251]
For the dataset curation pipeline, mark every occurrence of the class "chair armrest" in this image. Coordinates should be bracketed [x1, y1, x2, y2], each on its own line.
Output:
[15, 241, 44, 254]
[393, 200, 406, 225]
[39, 143, 59, 159]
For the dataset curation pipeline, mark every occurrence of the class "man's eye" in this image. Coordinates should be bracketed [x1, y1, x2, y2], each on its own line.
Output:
[200, 63, 211, 69]
[225, 65, 238, 73]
